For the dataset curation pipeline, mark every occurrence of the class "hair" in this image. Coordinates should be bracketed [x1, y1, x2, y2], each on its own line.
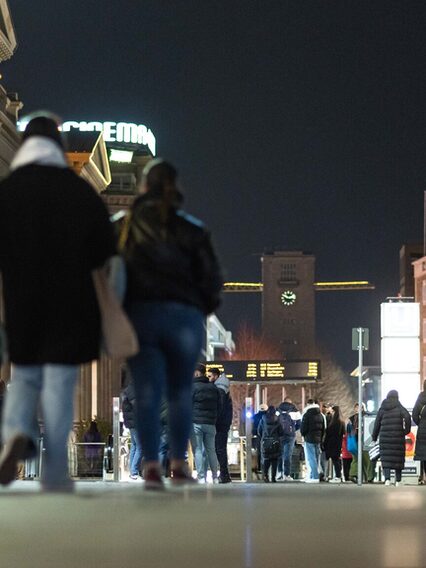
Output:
[307, 398, 314, 405]
[208, 367, 220, 377]
[143, 159, 178, 225]
[331, 405, 343, 424]
[88, 421, 99, 434]
[284, 396, 292, 403]
[423, 380, 426, 392]
[387, 390, 399, 399]
[266, 405, 276, 419]
[22, 114, 64, 149]
[195, 363, 206, 375]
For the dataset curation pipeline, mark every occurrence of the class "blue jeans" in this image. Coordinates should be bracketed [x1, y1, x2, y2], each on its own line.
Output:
[2, 364, 78, 489]
[129, 428, 142, 476]
[304, 442, 320, 480]
[282, 436, 296, 476]
[193, 423, 218, 480]
[127, 301, 204, 462]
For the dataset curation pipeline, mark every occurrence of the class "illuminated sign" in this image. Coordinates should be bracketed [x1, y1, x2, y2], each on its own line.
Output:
[109, 149, 134, 163]
[17, 119, 156, 156]
[206, 360, 320, 382]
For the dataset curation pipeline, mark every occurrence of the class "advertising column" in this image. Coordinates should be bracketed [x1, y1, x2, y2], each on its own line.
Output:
[381, 301, 420, 408]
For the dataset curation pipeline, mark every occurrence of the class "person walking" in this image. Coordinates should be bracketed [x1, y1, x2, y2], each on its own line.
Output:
[372, 390, 411, 486]
[300, 399, 325, 483]
[123, 159, 222, 489]
[277, 397, 301, 481]
[412, 380, 426, 485]
[0, 114, 116, 492]
[324, 405, 345, 483]
[121, 379, 142, 480]
[192, 364, 220, 483]
[208, 367, 233, 483]
[258, 406, 283, 483]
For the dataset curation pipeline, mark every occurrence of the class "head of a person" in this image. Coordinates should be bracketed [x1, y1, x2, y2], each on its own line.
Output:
[207, 368, 220, 383]
[387, 389, 399, 400]
[284, 396, 292, 404]
[141, 158, 177, 194]
[194, 363, 206, 378]
[332, 405, 341, 421]
[265, 406, 276, 420]
[258, 403, 268, 413]
[88, 421, 98, 434]
[307, 398, 315, 406]
[21, 112, 64, 149]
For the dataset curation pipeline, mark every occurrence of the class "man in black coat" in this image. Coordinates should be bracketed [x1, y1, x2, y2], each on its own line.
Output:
[192, 364, 219, 483]
[300, 399, 325, 483]
[207, 367, 233, 483]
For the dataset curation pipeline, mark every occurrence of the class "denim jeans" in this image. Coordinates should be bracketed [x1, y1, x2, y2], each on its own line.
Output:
[193, 423, 218, 480]
[127, 301, 204, 462]
[129, 428, 142, 476]
[2, 364, 78, 489]
[304, 442, 320, 480]
[282, 436, 296, 476]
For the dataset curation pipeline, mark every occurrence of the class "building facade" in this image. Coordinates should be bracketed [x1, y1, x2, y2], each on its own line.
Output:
[413, 257, 426, 387]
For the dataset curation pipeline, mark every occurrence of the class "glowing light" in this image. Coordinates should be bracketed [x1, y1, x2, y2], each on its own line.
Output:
[110, 149, 134, 163]
[246, 411, 253, 419]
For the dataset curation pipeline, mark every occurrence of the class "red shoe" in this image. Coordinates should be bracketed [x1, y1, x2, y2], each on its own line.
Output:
[170, 467, 198, 486]
[144, 468, 164, 491]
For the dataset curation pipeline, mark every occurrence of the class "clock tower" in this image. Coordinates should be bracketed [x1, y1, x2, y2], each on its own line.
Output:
[262, 250, 316, 358]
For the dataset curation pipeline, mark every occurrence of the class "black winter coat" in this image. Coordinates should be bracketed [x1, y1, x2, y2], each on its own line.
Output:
[0, 165, 116, 364]
[124, 189, 222, 315]
[258, 415, 284, 459]
[301, 406, 325, 444]
[412, 391, 426, 461]
[121, 384, 136, 429]
[216, 389, 233, 432]
[372, 396, 411, 470]
[192, 376, 219, 425]
[324, 418, 345, 460]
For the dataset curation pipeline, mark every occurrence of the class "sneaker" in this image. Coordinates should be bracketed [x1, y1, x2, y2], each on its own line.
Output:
[384, 480, 391, 486]
[212, 478, 219, 485]
[170, 467, 198, 486]
[218, 477, 232, 484]
[198, 478, 206, 484]
[144, 468, 164, 491]
[305, 478, 320, 484]
[129, 474, 139, 481]
[0, 434, 34, 486]
[395, 481, 402, 487]
[263, 476, 269, 483]
[284, 475, 294, 481]
[329, 477, 342, 484]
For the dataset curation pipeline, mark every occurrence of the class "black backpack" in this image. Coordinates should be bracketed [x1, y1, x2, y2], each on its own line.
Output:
[261, 422, 281, 458]
[279, 412, 295, 437]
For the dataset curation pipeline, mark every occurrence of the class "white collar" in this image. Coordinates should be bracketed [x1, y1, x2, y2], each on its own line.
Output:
[10, 136, 68, 171]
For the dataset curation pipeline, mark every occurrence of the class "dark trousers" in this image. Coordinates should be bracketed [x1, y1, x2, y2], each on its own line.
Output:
[263, 458, 278, 481]
[215, 430, 230, 480]
[383, 467, 402, 482]
[332, 457, 342, 478]
[343, 458, 352, 481]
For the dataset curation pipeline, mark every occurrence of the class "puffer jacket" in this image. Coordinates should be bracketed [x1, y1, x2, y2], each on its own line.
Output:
[372, 395, 411, 470]
[300, 404, 325, 444]
[192, 376, 219, 425]
[412, 391, 426, 461]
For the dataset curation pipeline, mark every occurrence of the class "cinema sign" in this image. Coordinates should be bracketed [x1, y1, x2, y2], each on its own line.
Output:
[18, 119, 156, 156]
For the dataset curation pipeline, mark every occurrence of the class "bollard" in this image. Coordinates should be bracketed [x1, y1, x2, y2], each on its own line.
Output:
[112, 396, 120, 482]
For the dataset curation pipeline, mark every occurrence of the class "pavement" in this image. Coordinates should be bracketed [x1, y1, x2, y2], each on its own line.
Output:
[0, 479, 425, 568]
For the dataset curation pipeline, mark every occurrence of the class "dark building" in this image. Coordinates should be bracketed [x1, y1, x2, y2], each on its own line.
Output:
[261, 250, 316, 358]
[400, 244, 423, 297]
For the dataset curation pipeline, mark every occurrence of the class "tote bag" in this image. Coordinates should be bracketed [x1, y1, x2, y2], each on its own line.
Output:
[92, 267, 139, 359]
[347, 434, 358, 454]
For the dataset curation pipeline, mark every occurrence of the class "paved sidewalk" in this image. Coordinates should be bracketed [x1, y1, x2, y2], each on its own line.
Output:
[0, 480, 425, 568]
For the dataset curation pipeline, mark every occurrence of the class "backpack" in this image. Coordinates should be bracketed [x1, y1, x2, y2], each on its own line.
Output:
[261, 422, 281, 458]
[280, 412, 295, 437]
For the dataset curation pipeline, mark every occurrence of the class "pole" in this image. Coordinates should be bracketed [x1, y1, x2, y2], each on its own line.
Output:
[245, 397, 253, 482]
[112, 396, 120, 482]
[357, 328, 363, 487]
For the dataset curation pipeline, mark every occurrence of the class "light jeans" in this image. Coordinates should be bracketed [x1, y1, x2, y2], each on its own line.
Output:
[129, 428, 142, 476]
[2, 364, 78, 489]
[304, 442, 320, 480]
[193, 423, 218, 480]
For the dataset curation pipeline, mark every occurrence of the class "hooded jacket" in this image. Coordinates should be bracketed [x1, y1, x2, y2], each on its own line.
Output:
[192, 376, 219, 425]
[278, 401, 302, 434]
[300, 404, 325, 444]
[372, 393, 411, 470]
[412, 390, 426, 461]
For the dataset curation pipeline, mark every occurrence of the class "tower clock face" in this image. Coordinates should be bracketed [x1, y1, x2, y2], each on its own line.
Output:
[281, 290, 296, 306]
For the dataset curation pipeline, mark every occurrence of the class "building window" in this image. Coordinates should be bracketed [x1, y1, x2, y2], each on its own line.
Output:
[280, 263, 296, 281]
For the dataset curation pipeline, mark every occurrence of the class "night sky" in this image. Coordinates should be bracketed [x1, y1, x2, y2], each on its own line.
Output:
[4, 1, 426, 370]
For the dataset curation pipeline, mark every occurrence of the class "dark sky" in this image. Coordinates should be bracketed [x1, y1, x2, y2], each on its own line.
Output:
[4, 1, 426, 370]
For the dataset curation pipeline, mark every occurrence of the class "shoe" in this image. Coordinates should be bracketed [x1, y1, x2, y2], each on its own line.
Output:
[212, 478, 219, 484]
[129, 474, 139, 481]
[143, 468, 164, 491]
[218, 477, 232, 484]
[329, 477, 342, 484]
[275, 474, 283, 481]
[305, 478, 320, 484]
[385, 480, 391, 486]
[284, 475, 294, 481]
[263, 476, 269, 483]
[170, 467, 198, 486]
[271, 478, 277, 483]
[395, 481, 402, 487]
[0, 434, 33, 486]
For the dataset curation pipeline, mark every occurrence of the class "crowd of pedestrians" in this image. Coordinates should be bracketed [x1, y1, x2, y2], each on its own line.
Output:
[0, 113, 425, 493]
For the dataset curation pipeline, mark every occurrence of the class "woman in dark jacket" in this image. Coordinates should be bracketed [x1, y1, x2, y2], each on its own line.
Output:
[258, 406, 283, 483]
[412, 380, 426, 484]
[372, 390, 411, 486]
[0, 115, 115, 492]
[123, 159, 222, 489]
[324, 405, 345, 482]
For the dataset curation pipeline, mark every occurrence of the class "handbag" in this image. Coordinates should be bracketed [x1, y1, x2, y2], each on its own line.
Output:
[347, 434, 358, 454]
[368, 442, 380, 461]
[92, 267, 139, 359]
